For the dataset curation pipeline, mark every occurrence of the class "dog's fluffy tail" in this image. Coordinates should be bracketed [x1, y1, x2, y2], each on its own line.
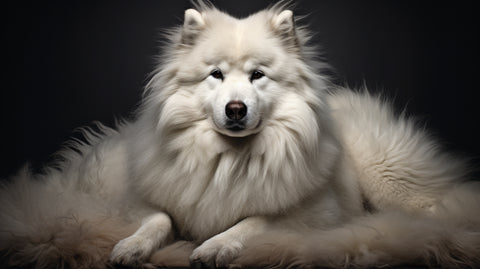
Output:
[233, 183, 480, 268]
[0, 167, 137, 269]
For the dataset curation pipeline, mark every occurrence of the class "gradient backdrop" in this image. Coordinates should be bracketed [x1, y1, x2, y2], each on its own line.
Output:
[1, 0, 479, 179]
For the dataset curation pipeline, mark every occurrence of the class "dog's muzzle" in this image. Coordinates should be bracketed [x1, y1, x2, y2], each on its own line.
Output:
[225, 101, 247, 131]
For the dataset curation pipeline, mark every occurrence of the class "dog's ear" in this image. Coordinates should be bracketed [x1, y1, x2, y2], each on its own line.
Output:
[182, 9, 205, 45]
[272, 10, 298, 49]
[272, 10, 294, 34]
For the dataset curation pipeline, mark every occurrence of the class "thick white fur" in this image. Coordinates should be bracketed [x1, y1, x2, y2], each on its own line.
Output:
[1, 3, 479, 269]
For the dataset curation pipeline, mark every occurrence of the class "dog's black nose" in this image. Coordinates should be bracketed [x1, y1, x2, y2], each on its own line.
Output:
[225, 101, 247, 121]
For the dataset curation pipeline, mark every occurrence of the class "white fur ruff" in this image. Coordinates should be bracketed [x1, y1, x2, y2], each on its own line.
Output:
[1, 3, 479, 269]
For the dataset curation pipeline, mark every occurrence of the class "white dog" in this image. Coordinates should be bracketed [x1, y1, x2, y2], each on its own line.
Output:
[1, 2, 479, 269]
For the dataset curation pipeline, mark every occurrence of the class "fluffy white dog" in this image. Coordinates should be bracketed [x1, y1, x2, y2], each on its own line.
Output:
[1, 2, 479, 269]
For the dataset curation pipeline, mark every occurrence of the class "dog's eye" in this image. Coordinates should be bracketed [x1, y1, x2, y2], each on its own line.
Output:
[250, 70, 264, 81]
[210, 69, 224, 80]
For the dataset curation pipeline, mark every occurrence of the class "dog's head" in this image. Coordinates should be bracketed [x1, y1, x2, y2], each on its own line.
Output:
[147, 4, 328, 141]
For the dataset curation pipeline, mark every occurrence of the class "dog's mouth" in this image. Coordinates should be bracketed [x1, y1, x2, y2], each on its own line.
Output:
[225, 120, 246, 132]
[213, 118, 262, 138]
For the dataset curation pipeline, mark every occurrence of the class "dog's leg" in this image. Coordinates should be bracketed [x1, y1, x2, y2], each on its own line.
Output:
[110, 212, 172, 266]
[190, 216, 267, 268]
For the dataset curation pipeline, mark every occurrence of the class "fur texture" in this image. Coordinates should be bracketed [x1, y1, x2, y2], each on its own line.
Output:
[1, 2, 479, 269]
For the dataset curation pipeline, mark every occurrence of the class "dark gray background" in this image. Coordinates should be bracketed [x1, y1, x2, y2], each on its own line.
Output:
[1, 0, 479, 179]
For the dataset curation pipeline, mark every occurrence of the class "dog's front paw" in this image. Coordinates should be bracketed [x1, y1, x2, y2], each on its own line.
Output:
[110, 235, 155, 267]
[190, 236, 243, 268]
